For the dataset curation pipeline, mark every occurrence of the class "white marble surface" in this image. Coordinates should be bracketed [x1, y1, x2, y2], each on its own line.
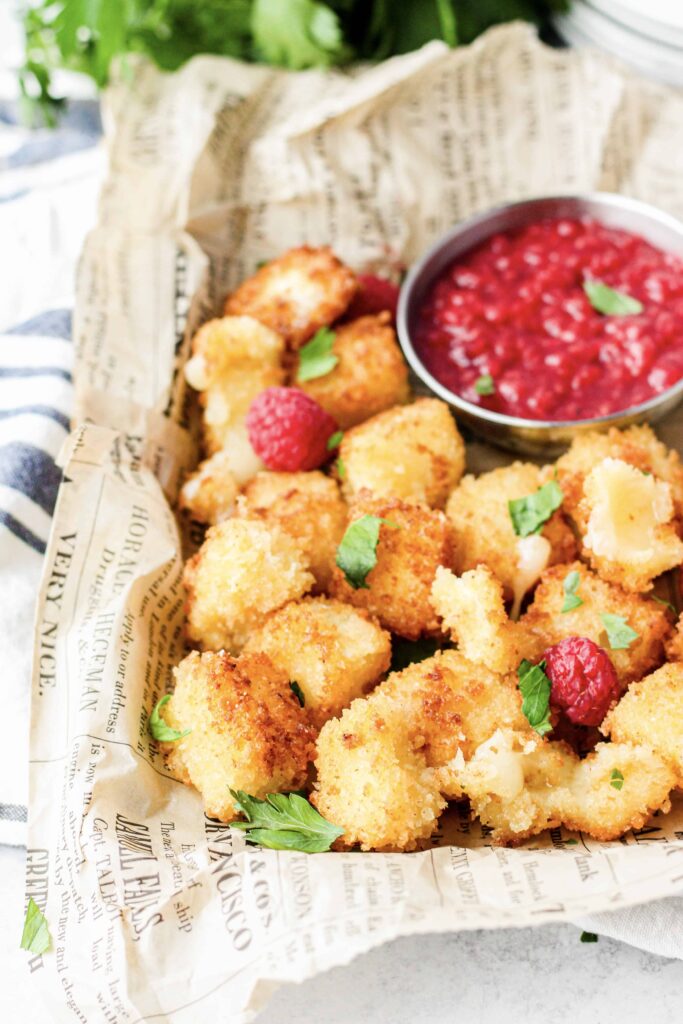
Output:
[4, 843, 683, 1024]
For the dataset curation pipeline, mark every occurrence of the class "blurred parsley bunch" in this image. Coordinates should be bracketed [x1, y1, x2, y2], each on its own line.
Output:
[20, 0, 569, 124]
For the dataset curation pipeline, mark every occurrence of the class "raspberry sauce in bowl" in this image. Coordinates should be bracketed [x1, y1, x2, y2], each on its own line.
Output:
[397, 195, 683, 454]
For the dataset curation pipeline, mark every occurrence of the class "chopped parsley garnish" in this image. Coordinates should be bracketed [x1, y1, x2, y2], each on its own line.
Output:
[327, 430, 343, 451]
[565, 838, 579, 846]
[517, 658, 553, 737]
[474, 373, 495, 396]
[230, 790, 343, 853]
[561, 570, 583, 613]
[148, 695, 191, 743]
[336, 456, 346, 480]
[601, 613, 639, 651]
[289, 681, 305, 707]
[20, 898, 50, 955]
[335, 514, 395, 589]
[610, 769, 624, 791]
[583, 280, 643, 316]
[508, 480, 563, 538]
[652, 595, 677, 615]
[297, 327, 338, 382]
[580, 931, 599, 943]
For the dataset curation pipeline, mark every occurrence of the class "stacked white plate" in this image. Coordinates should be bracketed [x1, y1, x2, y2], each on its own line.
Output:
[554, 0, 683, 88]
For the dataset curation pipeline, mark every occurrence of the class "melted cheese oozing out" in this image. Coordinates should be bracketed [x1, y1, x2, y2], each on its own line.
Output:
[465, 730, 526, 801]
[584, 457, 673, 564]
[510, 533, 551, 620]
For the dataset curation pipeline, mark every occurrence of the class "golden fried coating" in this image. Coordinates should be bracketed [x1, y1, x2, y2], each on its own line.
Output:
[295, 313, 409, 428]
[430, 566, 542, 674]
[578, 458, 683, 592]
[665, 613, 683, 661]
[179, 451, 238, 524]
[184, 314, 284, 463]
[604, 662, 683, 783]
[329, 495, 455, 639]
[162, 650, 315, 821]
[522, 561, 671, 686]
[338, 398, 465, 508]
[445, 461, 576, 606]
[455, 728, 675, 844]
[224, 246, 357, 349]
[312, 650, 527, 850]
[243, 597, 391, 728]
[238, 470, 347, 591]
[183, 518, 313, 652]
[556, 423, 683, 525]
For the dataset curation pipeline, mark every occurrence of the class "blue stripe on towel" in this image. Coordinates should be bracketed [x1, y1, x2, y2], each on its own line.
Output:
[0, 441, 63, 515]
[0, 508, 45, 555]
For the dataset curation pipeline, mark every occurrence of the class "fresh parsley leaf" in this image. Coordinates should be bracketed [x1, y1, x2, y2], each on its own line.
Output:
[601, 614, 639, 651]
[565, 838, 579, 846]
[336, 514, 394, 589]
[336, 456, 346, 479]
[297, 327, 338, 382]
[290, 681, 305, 707]
[474, 373, 495, 396]
[327, 430, 343, 451]
[148, 695, 191, 743]
[517, 659, 553, 736]
[610, 768, 624, 791]
[230, 790, 343, 852]
[580, 931, 599, 943]
[583, 280, 643, 316]
[20, 898, 50, 955]
[561, 570, 583, 613]
[252, 0, 346, 70]
[508, 480, 563, 538]
[390, 636, 441, 673]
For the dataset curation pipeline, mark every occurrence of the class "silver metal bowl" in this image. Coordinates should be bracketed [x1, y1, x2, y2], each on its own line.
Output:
[397, 193, 683, 456]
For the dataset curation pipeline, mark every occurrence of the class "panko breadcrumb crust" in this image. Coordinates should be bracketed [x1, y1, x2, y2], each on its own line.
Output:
[224, 246, 357, 349]
[173, 245, 683, 851]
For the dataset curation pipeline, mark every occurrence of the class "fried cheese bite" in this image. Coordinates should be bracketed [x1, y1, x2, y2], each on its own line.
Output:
[455, 727, 675, 844]
[183, 518, 313, 652]
[162, 650, 315, 821]
[445, 462, 576, 607]
[522, 561, 671, 686]
[329, 495, 454, 639]
[604, 662, 683, 783]
[312, 650, 527, 850]
[179, 450, 239, 525]
[578, 457, 683, 592]
[556, 423, 683, 525]
[430, 566, 542, 674]
[238, 470, 347, 591]
[224, 246, 357, 349]
[184, 315, 284, 464]
[665, 613, 683, 661]
[338, 398, 465, 509]
[295, 313, 409, 428]
[243, 597, 391, 728]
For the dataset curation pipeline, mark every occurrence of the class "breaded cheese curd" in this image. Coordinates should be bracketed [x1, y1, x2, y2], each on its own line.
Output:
[295, 312, 409, 428]
[184, 315, 284, 464]
[183, 518, 313, 652]
[224, 246, 357, 349]
[445, 461, 576, 605]
[338, 398, 465, 508]
[578, 457, 683, 592]
[522, 561, 671, 685]
[604, 662, 683, 783]
[179, 450, 239, 524]
[238, 470, 347, 591]
[243, 597, 391, 728]
[430, 565, 542, 674]
[329, 494, 454, 639]
[162, 650, 316, 821]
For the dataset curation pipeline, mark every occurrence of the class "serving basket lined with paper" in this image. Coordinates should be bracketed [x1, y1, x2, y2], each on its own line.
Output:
[25, 25, 683, 1023]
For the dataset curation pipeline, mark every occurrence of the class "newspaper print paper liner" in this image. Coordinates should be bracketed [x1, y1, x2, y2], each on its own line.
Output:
[26, 24, 683, 1023]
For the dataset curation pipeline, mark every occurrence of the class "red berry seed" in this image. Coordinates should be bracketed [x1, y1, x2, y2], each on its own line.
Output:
[246, 387, 339, 472]
[544, 636, 622, 727]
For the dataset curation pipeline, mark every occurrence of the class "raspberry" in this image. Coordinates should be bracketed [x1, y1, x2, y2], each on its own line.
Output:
[345, 274, 400, 322]
[246, 387, 338, 472]
[544, 637, 622, 727]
